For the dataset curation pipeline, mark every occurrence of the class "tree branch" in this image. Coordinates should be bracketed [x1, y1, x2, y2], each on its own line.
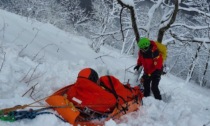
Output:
[116, 0, 140, 43]
[170, 30, 210, 44]
[171, 23, 209, 30]
[0, 51, 6, 72]
[22, 83, 38, 97]
[157, 0, 179, 42]
[120, 7, 125, 42]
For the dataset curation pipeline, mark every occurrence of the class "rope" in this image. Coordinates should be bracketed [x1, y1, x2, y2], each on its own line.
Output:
[0, 83, 143, 123]
[1, 84, 75, 115]
[0, 86, 72, 115]
[1, 105, 28, 115]
[76, 114, 108, 122]
[0, 99, 142, 123]
[0, 110, 15, 122]
[0, 108, 66, 122]
[107, 76, 129, 113]
[0, 95, 51, 115]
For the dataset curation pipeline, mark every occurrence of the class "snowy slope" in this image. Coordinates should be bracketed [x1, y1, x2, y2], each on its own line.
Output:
[0, 9, 210, 126]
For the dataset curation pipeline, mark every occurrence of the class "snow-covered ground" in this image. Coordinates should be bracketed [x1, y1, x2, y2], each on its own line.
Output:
[0, 9, 210, 126]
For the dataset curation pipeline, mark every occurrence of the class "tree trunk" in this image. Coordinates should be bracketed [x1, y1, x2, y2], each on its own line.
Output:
[200, 48, 210, 86]
[116, 0, 140, 43]
[186, 43, 202, 83]
[157, 0, 179, 43]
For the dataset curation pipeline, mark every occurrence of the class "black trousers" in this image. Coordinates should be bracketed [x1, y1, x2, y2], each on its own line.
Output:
[142, 70, 162, 100]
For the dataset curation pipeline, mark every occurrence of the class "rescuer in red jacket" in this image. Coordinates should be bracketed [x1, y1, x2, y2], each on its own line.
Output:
[134, 38, 163, 100]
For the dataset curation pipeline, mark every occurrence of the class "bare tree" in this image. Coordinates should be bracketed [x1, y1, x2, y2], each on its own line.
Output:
[186, 43, 203, 83]
[56, 0, 89, 31]
[0, 48, 6, 72]
[113, 0, 210, 87]
[168, 0, 210, 86]
[116, 0, 140, 43]
[157, 0, 179, 42]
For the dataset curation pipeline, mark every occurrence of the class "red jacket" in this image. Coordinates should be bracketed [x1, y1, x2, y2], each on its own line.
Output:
[137, 41, 163, 75]
[66, 78, 116, 113]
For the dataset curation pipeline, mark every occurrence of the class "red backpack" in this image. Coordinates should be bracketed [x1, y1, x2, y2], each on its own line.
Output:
[99, 75, 143, 105]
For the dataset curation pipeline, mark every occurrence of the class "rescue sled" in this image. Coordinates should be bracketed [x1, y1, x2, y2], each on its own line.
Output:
[46, 84, 143, 126]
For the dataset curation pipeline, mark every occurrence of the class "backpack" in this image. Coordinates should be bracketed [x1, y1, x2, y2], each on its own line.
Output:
[99, 75, 142, 105]
[155, 42, 167, 61]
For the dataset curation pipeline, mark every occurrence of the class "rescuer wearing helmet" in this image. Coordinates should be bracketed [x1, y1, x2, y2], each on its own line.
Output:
[134, 38, 163, 100]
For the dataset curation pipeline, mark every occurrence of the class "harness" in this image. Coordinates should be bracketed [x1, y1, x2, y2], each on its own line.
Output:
[140, 44, 159, 59]
[99, 76, 140, 114]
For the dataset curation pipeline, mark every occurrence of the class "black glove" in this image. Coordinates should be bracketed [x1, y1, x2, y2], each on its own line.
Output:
[134, 65, 140, 71]
[162, 70, 167, 75]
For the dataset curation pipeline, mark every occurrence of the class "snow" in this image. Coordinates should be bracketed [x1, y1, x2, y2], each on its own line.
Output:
[146, 0, 162, 33]
[0, 9, 210, 126]
[121, 0, 134, 6]
[179, 6, 210, 17]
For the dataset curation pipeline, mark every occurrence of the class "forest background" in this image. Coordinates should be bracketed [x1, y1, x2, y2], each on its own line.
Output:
[1, 0, 210, 88]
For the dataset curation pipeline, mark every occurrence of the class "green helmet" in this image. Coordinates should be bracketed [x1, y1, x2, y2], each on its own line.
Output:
[138, 37, 150, 49]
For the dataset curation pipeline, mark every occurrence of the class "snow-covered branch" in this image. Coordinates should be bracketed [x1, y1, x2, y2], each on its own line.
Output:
[145, 0, 162, 37]
[157, 0, 179, 42]
[179, 7, 210, 18]
[116, 0, 140, 43]
[0, 51, 6, 72]
[170, 31, 210, 43]
[171, 23, 209, 30]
